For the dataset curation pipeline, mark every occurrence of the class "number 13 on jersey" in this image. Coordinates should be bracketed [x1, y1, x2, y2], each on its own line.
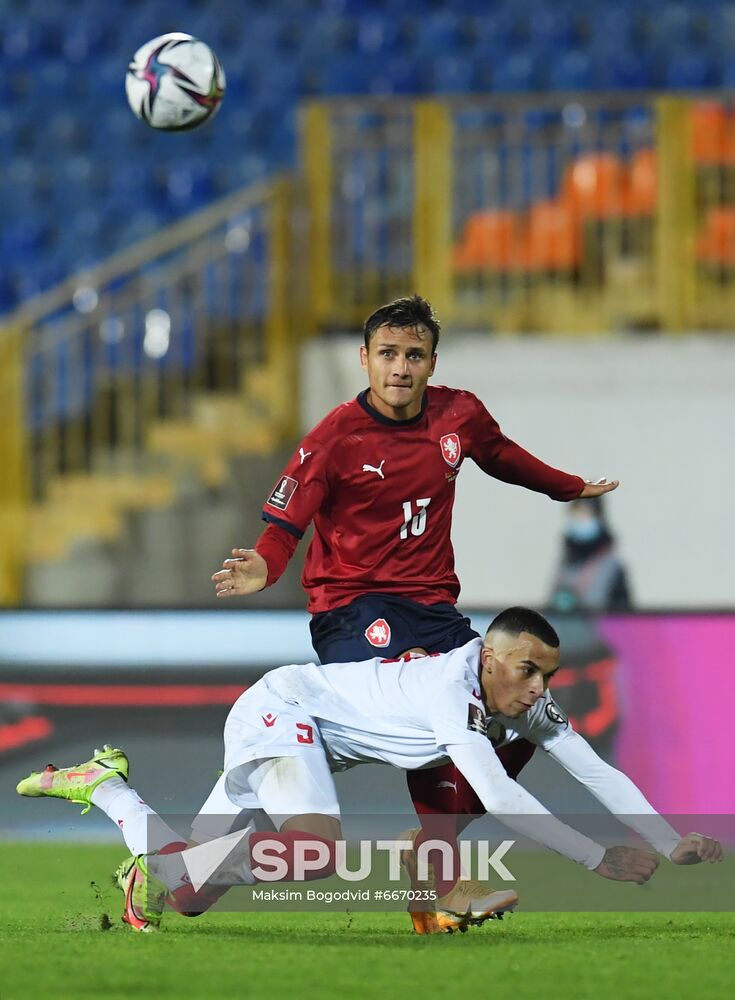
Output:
[400, 498, 431, 539]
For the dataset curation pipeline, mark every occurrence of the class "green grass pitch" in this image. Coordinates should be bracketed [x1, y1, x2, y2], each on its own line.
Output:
[0, 845, 732, 1000]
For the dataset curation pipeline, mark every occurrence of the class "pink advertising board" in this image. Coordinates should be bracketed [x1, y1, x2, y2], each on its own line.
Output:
[598, 615, 735, 814]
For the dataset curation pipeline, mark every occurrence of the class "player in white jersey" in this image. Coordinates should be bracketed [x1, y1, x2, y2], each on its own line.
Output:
[17, 608, 722, 933]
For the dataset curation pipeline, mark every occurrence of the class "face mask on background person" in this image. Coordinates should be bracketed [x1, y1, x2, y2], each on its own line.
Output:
[565, 518, 603, 544]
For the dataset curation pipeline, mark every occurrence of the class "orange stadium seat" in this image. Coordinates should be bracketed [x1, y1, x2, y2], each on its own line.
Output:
[562, 152, 628, 219]
[521, 199, 581, 272]
[626, 148, 658, 216]
[452, 209, 521, 272]
[695, 205, 735, 266]
[690, 101, 735, 166]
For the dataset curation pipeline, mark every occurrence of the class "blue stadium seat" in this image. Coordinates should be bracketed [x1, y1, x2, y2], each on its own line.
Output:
[664, 47, 720, 88]
[547, 49, 599, 91]
[530, 7, 591, 49]
[469, 9, 530, 52]
[370, 57, 429, 96]
[2, 217, 50, 259]
[252, 58, 302, 100]
[430, 55, 476, 94]
[164, 160, 215, 212]
[1, 0, 734, 314]
[413, 12, 467, 55]
[721, 55, 735, 88]
[355, 15, 404, 56]
[487, 51, 547, 92]
[319, 53, 375, 95]
[602, 50, 654, 90]
[2, 16, 44, 64]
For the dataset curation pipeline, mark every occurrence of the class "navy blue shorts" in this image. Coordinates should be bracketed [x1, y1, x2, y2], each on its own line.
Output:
[309, 594, 479, 664]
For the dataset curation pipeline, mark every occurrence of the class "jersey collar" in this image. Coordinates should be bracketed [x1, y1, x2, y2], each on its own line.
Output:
[357, 388, 428, 427]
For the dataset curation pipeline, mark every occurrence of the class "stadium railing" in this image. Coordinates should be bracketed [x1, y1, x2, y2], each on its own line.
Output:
[0, 178, 296, 604]
[2, 92, 733, 604]
[303, 94, 735, 333]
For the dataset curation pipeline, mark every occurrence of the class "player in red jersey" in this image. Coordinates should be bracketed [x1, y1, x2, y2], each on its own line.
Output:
[212, 294, 618, 932]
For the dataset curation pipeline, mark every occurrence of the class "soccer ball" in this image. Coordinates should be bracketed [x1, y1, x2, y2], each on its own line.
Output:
[125, 32, 226, 131]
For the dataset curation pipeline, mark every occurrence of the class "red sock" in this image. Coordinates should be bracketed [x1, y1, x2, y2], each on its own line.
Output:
[406, 761, 484, 831]
[406, 740, 537, 873]
[413, 822, 460, 898]
[495, 738, 535, 780]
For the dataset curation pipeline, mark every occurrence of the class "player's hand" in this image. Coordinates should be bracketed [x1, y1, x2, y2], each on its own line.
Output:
[579, 478, 620, 498]
[670, 833, 724, 865]
[594, 846, 659, 884]
[211, 548, 268, 597]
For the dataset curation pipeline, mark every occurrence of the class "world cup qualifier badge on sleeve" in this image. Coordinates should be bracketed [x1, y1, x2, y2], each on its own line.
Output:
[467, 703, 486, 735]
[267, 476, 298, 511]
[545, 701, 568, 727]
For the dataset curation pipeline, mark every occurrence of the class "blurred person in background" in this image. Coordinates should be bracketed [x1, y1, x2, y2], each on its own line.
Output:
[550, 496, 632, 613]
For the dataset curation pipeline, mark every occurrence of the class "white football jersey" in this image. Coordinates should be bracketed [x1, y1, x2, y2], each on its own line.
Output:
[258, 637, 568, 770]
[227, 637, 681, 866]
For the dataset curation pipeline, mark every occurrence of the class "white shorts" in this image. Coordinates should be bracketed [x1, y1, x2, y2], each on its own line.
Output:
[219, 683, 341, 825]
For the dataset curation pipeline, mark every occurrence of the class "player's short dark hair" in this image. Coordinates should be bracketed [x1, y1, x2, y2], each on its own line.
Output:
[363, 295, 441, 353]
[485, 607, 560, 648]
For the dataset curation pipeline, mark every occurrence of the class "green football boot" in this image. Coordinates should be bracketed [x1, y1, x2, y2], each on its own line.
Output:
[114, 854, 169, 933]
[16, 744, 129, 814]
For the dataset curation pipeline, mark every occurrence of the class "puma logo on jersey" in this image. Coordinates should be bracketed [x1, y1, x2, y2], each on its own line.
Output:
[362, 460, 385, 479]
[299, 448, 312, 464]
[437, 780, 457, 791]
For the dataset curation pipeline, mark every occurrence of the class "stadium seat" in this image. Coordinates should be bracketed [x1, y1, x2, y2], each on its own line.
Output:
[2, 0, 735, 314]
[522, 199, 581, 272]
[452, 209, 521, 272]
[547, 49, 599, 91]
[604, 51, 653, 90]
[489, 51, 546, 92]
[413, 12, 467, 55]
[562, 152, 628, 219]
[320, 53, 375, 95]
[530, 6, 590, 49]
[430, 55, 477, 94]
[627, 148, 657, 217]
[1, 16, 44, 63]
[690, 101, 735, 165]
[696, 206, 735, 267]
[664, 47, 720, 89]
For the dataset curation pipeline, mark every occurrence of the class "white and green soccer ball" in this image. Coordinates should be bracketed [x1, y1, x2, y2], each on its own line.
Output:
[125, 32, 226, 131]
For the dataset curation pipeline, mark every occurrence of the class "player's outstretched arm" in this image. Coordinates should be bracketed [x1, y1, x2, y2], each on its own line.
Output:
[578, 477, 620, 497]
[211, 548, 268, 597]
[670, 833, 724, 865]
[593, 846, 658, 884]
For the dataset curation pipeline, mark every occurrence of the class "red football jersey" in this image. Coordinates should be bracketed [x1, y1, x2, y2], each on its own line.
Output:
[258, 386, 584, 613]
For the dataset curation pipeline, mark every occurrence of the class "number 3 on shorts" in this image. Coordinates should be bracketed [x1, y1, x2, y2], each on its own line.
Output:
[296, 723, 314, 744]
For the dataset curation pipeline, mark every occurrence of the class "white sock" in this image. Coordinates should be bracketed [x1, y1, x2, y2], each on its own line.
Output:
[90, 777, 184, 856]
[147, 851, 190, 892]
[189, 772, 244, 844]
[149, 825, 256, 892]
